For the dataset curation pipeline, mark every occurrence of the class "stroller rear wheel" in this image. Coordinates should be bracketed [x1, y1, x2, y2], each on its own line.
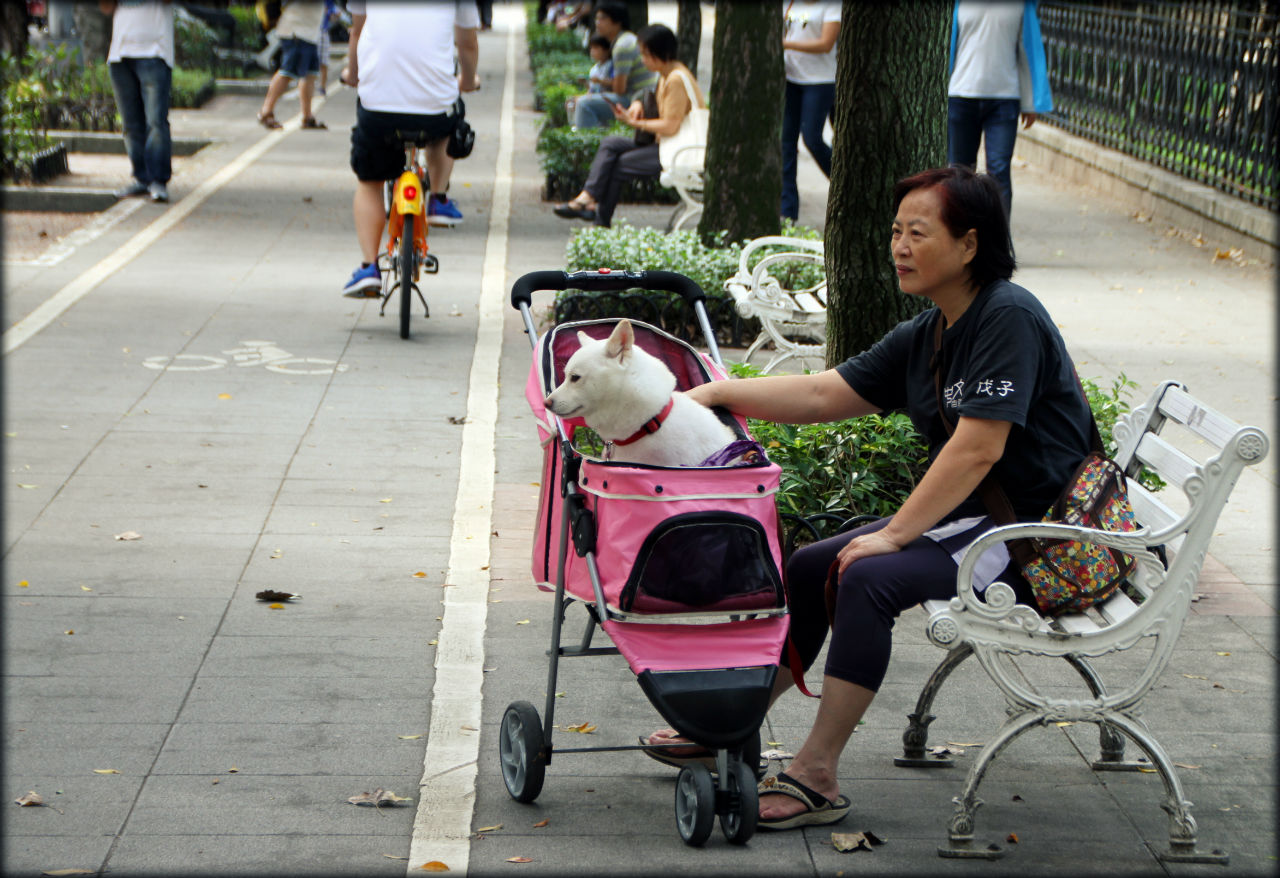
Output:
[499, 701, 546, 803]
[674, 763, 716, 846]
[719, 759, 758, 844]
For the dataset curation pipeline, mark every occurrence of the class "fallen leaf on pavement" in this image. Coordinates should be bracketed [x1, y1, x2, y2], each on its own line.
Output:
[946, 741, 985, 748]
[418, 862, 450, 872]
[1174, 762, 1201, 770]
[564, 722, 596, 734]
[348, 789, 413, 807]
[113, 531, 142, 541]
[92, 769, 119, 775]
[413, 571, 427, 578]
[532, 819, 549, 828]
[383, 855, 409, 860]
[217, 393, 232, 400]
[515, 619, 530, 625]
[41, 870, 94, 877]
[268, 603, 285, 610]
[1007, 833, 1019, 843]
[398, 734, 424, 740]
[17, 483, 39, 489]
[1216, 651, 1231, 656]
[18, 580, 29, 587]
[831, 831, 884, 852]
[380, 498, 393, 503]
[1182, 674, 1208, 680]
[929, 745, 962, 756]
[15, 791, 43, 806]
[475, 824, 502, 833]
[255, 590, 298, 602]
[505, 857, 533, 863]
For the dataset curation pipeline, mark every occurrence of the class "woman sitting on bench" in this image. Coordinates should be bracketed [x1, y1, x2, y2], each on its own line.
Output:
[641, 166, 1095, 830]
[551, 23, 703, 229]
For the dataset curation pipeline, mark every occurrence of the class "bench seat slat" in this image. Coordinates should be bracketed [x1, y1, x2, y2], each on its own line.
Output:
[1158, 385, 1247, 449]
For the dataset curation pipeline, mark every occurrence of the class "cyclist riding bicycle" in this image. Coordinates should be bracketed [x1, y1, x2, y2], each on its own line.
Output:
[341, 0, 480, 297]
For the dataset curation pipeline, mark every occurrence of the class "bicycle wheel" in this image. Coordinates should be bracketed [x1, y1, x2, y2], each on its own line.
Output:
[399, 214, 415, 339]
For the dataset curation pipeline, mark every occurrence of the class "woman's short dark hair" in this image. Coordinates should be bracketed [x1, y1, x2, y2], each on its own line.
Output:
[636, 23, 679, 62]
[594, 1, 629, 31]
[892, 165, 1016, 291]
[588, 33, 611, 53]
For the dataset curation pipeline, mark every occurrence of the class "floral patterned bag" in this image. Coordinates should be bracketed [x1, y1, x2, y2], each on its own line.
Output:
[1014, 452, 1139, 615]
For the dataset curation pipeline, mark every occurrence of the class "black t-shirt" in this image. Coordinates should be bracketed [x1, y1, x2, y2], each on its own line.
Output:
[835, 279, 1092, 522]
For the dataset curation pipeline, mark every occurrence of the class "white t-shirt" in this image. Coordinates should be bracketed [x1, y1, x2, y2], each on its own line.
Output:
[275, 0, 325, 43]
[948, 0, 1024, 99]
[349, 0, 480, 115]
[783, 0, 841, 84]
[107, 0, 175, 68]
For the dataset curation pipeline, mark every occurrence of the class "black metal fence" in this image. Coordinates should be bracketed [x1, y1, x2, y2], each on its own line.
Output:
[1040, 0, 1278, 211]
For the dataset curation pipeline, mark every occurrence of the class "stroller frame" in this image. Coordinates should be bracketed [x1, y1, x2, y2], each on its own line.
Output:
[503, 269, 788, 846]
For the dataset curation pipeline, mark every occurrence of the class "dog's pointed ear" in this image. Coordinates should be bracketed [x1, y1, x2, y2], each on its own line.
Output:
[576, 330, 593, 349]
[604, 319, 634, 362]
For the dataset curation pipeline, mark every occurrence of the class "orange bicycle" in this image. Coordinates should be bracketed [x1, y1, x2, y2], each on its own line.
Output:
[380, 138, 439, 339]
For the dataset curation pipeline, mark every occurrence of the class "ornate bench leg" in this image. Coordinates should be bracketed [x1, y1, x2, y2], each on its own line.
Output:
[937, 709, 1042, 859]
[1101, 712, 1230, 865]
[1061, 654, 1132, 768]
[895, 644, 972, 768]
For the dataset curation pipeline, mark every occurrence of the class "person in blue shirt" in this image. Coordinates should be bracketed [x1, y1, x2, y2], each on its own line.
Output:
[947, 0, 1053, 217]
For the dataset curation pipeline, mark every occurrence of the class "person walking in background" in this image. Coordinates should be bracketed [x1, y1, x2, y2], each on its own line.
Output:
[339, 0, 479, 296]
[101, 0, 174, 203]
[315, 0, 337, 96]
[780, 0, 840, 222]
[571, 1, 657, 130]
[256, 0, 327, 130]
[947, 0, 1053, 217]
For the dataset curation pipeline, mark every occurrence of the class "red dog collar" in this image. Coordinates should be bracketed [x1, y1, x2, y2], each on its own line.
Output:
[612, 397, 676, 446]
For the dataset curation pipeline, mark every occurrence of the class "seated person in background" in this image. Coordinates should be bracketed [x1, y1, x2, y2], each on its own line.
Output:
[553, 0, 592, 32]
[552, 24, 702, 228]
[571, 1, 657, 129]
[565, 34, 613, 121]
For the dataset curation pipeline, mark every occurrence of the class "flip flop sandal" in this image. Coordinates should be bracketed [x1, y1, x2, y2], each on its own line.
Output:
[257, 113, 282, 129]
[757, 771, 851, 831]
[301, 117, 328, 129]
[638, 734, 717, 771]
[553, 202, 596, 221]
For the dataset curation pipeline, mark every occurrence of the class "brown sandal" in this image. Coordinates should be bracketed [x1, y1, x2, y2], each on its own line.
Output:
[257, 112, 282, 130]
[301, 117, 327, 130]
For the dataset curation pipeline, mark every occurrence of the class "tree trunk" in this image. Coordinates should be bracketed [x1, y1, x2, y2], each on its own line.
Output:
[825, 0, 950, 364]
[0, 2, 28, 56]
[624, 0, 648, 33]
[698, 0, 784, 246]
[73, 1, 112, 65]
[676, 0, 700, 73]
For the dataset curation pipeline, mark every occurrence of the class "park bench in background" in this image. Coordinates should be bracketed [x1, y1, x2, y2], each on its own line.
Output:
[896, 380, 1267, 863]
[723, 235, 827, 374]
[659, 144, 705, 233]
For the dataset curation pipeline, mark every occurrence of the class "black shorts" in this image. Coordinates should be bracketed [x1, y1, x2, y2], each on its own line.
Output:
[349, 100, 458, 182]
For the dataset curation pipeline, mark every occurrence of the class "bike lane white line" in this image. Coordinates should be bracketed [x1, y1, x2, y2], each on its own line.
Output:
[406, 15, 518, 876]
[0, 89, 340, 356]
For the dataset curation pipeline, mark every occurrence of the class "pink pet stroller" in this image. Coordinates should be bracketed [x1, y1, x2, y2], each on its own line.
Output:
[503, 269, 791, 846]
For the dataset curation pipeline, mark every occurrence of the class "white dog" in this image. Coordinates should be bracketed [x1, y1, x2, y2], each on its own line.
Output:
[544, 320, 736, 466]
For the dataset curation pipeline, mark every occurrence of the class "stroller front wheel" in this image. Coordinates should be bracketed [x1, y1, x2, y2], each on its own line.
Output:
[719, 759, 759, 845]
[674, 763, 716, 846]
[499, 701, 546, 803]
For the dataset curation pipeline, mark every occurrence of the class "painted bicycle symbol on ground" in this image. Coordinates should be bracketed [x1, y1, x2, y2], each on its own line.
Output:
[142, 340, 349, 375]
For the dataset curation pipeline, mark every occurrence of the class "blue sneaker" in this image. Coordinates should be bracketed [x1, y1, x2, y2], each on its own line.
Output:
[427, 196, 463, 227]
[342, 262, 382, 297]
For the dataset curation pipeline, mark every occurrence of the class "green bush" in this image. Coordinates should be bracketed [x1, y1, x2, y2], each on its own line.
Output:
[565, 221, 744, 297]
[541, 82, 580, 129]
[229, 4, 266, 51]
[174, 8, 221, 74]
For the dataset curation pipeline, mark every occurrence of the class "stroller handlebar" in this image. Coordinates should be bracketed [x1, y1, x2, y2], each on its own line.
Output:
[509, 269, 707, 309]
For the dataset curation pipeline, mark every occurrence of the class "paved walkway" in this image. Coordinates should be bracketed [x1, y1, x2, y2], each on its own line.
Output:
[3, 5, 1275, 876]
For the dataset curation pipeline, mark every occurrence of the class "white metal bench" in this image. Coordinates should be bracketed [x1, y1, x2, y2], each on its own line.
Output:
[659, 144, 704, 233]
[723, 235, 827, 374]
[900, 380, 1268, 862]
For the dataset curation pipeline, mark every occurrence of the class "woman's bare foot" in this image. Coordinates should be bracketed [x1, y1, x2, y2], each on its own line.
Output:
[759, 762, 840, 821]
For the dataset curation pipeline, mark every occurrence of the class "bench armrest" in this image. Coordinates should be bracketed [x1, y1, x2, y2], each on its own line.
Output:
[948, 521, 1167, 631]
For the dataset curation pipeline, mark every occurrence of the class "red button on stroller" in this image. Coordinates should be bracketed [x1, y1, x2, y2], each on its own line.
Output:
[503, 269, 790, 846]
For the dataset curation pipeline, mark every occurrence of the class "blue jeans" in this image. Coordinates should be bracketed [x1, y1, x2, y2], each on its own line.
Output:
[573, 91, 625, 129]
[109, 56, 172, 185]
[780, 80, 835, 221]
[947, 97, 1020, 217]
